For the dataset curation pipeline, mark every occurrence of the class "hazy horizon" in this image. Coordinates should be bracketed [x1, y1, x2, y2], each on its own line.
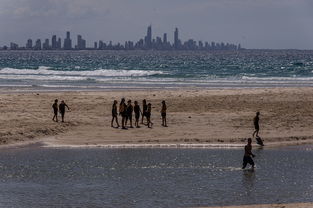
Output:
[1, 0, 313, 49]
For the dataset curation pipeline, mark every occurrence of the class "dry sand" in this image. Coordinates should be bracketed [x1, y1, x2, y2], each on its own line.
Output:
[1, 87, 313, 147]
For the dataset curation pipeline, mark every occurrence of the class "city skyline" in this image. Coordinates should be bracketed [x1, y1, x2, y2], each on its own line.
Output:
[4, 26, 241, 51]
[1, 0, 313, 49]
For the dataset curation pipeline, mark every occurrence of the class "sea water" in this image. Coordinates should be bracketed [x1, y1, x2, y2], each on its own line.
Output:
[1, 50, 313, 89]
[0, 145, 312, 207]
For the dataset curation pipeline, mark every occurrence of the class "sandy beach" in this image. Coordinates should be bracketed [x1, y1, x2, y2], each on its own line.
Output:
[1, 87, 313, 147]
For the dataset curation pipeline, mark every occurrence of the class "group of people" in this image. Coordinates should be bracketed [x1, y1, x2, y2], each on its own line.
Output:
[111, 99, 167, 129]
[51, 97, 259, 170]
[52, 99, 70, 122]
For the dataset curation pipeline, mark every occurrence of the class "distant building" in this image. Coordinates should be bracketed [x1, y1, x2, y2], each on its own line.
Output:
[10, 42, 18, 50]
[26, 39, 33, 49]
[144, 25, 152, 49]
[174, 28, 180, 49]
[52, 35, 57, 49]
[43, 39, 50, 50]
[63, 31, 72, 50]
[57, 38, 62, 49]
[76, 35, 86, 50]
[34, 39, 42, 50]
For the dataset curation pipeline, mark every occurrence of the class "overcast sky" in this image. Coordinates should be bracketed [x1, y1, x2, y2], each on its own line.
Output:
[1, 0, 313, 49]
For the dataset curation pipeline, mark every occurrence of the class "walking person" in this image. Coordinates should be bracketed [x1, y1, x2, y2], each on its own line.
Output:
[161, 100, 167, 127]
[242, 138, 255, 170]
[59, 100, 70, 122]
[119, 98, 127, 129]
[252, 112, 260, 138]
[141, 99, 147, 125]
[134, 101, 141, 128]
[111, 100, 120, 128]
[125, 100, 134, 128]
[52, 99, 59, 122]
[146, 103, 153, 128]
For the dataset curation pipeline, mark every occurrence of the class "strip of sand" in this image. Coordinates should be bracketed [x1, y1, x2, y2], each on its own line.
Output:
[1, 87, 313, 147]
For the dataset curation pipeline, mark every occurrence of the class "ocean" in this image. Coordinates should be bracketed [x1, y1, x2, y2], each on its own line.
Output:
[1, 50, 313, 90]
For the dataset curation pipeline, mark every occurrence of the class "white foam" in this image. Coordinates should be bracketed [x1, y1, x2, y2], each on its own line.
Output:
[241, 76, 313, 81]
[0, 66, 165, 77]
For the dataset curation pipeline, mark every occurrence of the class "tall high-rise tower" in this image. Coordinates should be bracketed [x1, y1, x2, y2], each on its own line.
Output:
[64, 31, 72, 50]
[51, 35, 57, 49]
[174, 28, 179, 49]
[145, 25, 152, 48]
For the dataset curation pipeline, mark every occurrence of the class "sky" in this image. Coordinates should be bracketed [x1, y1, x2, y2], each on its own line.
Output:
[0, 0, 313, 49]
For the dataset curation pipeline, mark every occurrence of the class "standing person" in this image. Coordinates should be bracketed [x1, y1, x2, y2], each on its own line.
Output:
[119, 98, 127, 129]
[111, 100, 120, 128]
[242, 138, 255, 170]
[141, 99, 147, 125]
[59, 100, 70, 123]
[52, 99, 59, 122]
[161, 100, 167, 127]
[252, 112, 260, 138]
[134, 101, 141, 128]
[125, 100, 134, 128]
[146, 103, 153, 128]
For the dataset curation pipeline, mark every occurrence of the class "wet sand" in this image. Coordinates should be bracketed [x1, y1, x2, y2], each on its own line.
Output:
[1, 87, 313, 147]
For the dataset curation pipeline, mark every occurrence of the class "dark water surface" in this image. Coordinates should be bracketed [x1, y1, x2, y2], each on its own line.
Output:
[0, 145, 312, 207]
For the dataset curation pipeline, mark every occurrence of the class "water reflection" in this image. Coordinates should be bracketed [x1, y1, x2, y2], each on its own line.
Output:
[0, 146, 312, 207]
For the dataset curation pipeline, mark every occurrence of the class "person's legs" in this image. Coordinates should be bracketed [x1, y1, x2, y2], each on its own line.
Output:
[111, 116, 114, 127]
[121, 116, 125, 129]
[61, 112, 65, 122]
[115, 116, 120, 127]
[249, 158, 255, 169]
[141, 114, 144, 124]
[129, 116, 133, 128]
[164, 116, 167, 127]
[242, 157, 248, 169]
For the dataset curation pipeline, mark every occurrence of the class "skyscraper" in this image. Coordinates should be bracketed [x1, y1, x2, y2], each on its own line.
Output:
[34, 39, 41, 50]
[43, 39, 50, 50]
[26, 39, 33, 49]
[145, 25, 152, 49]
[163, 33, 167, 44]
[174, 28, 180, 49]
[52, 35, 57, 49]
[57, 38, 62, 49]
[76, 35, 86, 50]
[63, 31, 72, 50]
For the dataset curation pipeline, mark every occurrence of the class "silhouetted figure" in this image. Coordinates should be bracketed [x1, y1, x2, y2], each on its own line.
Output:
[252, 112, 260, 138]
[242, 138, 255, 170]
[147, 103, 153, 128]
[141, 99, 147, 125]
[119, 98, 127, 129]
[125, 100, 134, 128]
[52, 99, 58, 122]
[161, 100, 167, 127]
[111, 100, 120, 128]
[134, 101, 141, 128]
[59, 100, 70, 122]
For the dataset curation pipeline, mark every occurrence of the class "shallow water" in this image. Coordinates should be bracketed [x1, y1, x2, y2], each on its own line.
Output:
[0, 145, 312, 207]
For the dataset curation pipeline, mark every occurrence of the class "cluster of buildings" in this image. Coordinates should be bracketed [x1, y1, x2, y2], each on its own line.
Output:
[3, 26, 242, 51]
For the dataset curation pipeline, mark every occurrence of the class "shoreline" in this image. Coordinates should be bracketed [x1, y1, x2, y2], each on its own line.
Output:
[2, 87, 313, 148]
